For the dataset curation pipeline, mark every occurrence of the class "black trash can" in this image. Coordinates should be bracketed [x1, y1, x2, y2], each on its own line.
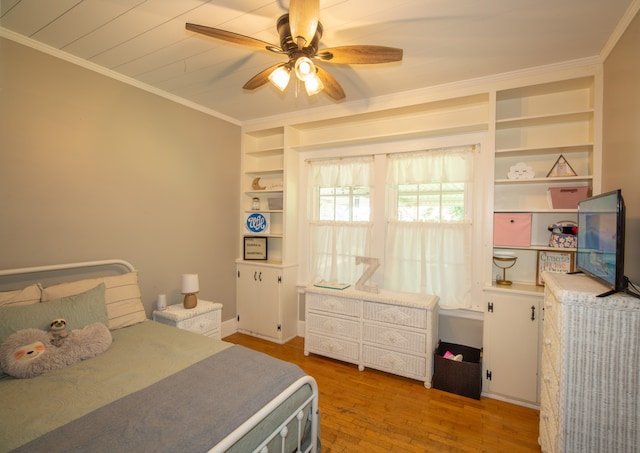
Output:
[432, 341, 482, 400]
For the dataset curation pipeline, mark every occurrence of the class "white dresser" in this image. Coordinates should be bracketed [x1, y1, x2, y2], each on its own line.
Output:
[539, 272, 640, 453]
[304, 286, 439, 388]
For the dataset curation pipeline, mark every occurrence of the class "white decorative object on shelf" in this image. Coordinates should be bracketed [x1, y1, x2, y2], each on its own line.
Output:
[355, 256, 380, 293]
[507, 162, 535, 179]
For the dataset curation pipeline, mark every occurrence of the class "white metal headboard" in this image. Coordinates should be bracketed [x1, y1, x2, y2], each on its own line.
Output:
[0, 259, 135, 277]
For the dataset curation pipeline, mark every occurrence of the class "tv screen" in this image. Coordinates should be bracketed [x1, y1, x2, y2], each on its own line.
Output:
[576, 189, 626, 296]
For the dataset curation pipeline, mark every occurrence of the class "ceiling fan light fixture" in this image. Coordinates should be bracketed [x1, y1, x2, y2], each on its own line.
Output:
[268, 66, 291, 91]
[304, 74, 324, 96]
[294, 56, 315, 82]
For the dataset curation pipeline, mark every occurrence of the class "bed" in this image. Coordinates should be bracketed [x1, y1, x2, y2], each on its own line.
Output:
[0, 259, 319, 453]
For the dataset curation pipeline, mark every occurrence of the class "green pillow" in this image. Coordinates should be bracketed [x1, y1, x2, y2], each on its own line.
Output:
[0, 283, 108, 346]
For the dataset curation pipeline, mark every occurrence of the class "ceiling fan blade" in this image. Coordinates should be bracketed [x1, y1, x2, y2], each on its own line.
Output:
[243, 63, 286, 90]
[315, 66, 345, 101]
[186, 23, 281, 52]
[316, 45, 403, 64]
[289, 0, 319, 49]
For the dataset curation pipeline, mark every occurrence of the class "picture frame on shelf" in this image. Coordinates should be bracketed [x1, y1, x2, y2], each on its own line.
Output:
[536, 250, 574, 286]
[546, 154, 577, 177]
[244, 236, 268, 260]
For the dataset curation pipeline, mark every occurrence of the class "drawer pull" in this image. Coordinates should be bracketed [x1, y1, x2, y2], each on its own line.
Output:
[322, 320, 338, 332]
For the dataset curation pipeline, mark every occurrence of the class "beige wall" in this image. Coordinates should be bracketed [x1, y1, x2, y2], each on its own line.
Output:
[0, 38, 241, 321]
[603, 10, 640, 286]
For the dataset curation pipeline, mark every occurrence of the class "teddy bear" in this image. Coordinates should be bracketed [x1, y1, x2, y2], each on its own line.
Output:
[0, 323, 112, 379]
[48, 318, 69, 347]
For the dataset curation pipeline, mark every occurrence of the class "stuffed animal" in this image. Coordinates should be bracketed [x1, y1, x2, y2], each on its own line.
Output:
[0, 323, 112, 379]
[48, 318, 69, 347]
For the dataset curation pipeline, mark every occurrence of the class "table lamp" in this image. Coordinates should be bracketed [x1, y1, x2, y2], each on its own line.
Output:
[181, 274, 199, 309]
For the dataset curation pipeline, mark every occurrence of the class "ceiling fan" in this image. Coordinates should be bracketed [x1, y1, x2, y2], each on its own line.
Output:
[185, 0, 403, 100]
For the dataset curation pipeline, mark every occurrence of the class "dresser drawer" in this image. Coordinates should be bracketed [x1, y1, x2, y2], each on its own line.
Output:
[306, 293, 361, 317]
[307, 312, 361, 339]
[362, 322, 427, 353]
[306, 333, 360, 363]
[543, 288, 563, 337]
[362, 344, 426, 380]
[541, 348, 560, 421]
[539, 379, 559, 453]
[542, 325, 563, 378]
[363, 301, 427, 328]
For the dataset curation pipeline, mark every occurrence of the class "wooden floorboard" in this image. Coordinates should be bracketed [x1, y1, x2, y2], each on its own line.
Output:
[223, 333, 541, 452]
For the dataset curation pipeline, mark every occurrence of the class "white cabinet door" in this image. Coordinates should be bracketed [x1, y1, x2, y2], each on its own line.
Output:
[483, 290, 541, 404]
[237, 264, 281, 340]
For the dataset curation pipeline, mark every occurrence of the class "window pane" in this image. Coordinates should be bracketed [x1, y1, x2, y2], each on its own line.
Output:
[397, 183, 465, 222]
[318, 186, 370, 221]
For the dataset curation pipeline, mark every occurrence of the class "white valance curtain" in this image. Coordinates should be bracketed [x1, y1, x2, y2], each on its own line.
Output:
[308, 156, 373, 284]
[385, 146, 476, 308]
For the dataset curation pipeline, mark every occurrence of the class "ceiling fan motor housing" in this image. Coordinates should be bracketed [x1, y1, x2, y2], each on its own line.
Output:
[276, 14, 323, 61]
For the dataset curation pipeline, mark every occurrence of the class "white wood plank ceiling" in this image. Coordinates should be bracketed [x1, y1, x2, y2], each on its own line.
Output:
[0, 0, 636, 124]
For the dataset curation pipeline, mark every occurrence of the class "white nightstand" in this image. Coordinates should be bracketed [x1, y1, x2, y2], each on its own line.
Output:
[153, 300, 223, 339]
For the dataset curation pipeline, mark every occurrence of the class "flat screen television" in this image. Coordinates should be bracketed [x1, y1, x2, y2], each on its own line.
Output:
[576, 189, 627, 297]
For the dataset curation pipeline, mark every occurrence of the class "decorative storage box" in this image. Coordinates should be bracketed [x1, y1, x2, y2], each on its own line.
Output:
[432, 341, 482, 399]
[268, 197, 283, 210]
[548, 186, 591, 209]
[493, 213, 532, 247]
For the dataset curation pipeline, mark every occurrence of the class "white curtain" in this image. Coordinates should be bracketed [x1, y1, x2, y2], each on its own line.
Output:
[308, 156, 373, 284]
[385, 146, 476, 308]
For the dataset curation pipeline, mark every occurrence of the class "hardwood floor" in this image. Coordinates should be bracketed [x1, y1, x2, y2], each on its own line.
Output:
[223, 333, 541, 453]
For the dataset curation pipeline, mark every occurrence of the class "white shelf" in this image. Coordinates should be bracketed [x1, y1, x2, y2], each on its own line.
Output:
[484, 282, 545, 296]
[494, 245, 576, 252]
[495, 143, 592, 156]
[491, 76, 595, 289]
[494, 176, 592, 185]
[495, 109, 593, 129]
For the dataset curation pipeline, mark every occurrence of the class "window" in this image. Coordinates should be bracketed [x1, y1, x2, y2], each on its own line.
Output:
[385, 146, 476, 308]
[305, 144, 478, 308]
[307, 157, 373, 284]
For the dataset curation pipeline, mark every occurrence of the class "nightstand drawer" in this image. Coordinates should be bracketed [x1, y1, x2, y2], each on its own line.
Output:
[153, 300, 223, 340]
[175, 313, 219, 336]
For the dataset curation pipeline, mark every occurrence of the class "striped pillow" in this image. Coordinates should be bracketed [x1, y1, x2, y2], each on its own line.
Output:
[41, 272, 146, 330]
[0, 284, 42, 308]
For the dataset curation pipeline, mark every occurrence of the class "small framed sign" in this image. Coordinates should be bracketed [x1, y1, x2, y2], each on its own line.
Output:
[536, 250, 574, 286]
[244, 236, 268, 260]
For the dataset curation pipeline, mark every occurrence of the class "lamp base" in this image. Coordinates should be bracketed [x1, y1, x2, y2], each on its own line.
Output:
[183, 293, 198, 309]
[496, 279, 513, 286]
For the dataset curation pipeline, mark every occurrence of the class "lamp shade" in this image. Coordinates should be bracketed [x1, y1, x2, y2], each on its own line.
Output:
[181, 274, 199, 294]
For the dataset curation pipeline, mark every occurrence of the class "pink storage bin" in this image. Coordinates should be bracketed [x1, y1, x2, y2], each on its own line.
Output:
[548, 186, 591, 209]
[493, 213, 532, 247]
